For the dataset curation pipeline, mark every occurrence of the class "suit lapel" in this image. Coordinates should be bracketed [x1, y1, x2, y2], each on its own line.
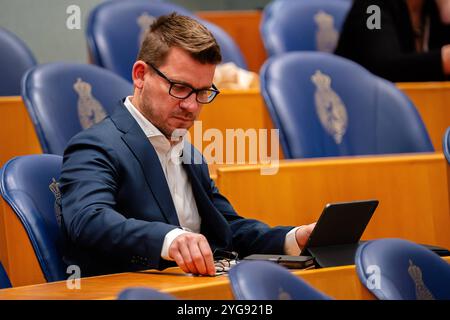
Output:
[111, 102, 180, 226]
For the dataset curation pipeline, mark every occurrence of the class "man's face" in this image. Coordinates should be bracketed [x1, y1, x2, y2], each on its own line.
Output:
[136, 47, 216, 139]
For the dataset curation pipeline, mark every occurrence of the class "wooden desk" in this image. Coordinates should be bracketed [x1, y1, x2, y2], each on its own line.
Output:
[0, 96, 42, 167]
[396, 82, 450, 152]
[216, 153, 450, 249]
[1, 257, 448, 300]
[0, 264, 376, 300]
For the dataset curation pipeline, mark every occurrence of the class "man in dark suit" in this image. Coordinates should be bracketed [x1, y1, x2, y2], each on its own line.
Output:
[60, 13, 316, 277]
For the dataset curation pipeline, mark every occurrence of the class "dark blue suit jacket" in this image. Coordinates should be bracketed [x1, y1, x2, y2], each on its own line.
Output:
[60, 101, 293, 276]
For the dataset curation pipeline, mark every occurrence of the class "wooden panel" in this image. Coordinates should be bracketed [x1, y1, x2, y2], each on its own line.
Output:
[0, 198, 46, 286]
[397, 82, 450, 152]
[197, 10, 267, 73]
[296, 266, 376, 300]
[0, 96, 42, 167]
[0, 94, 278, 177]
[216, 153, 450, 249]
[187, 89, 280, 176]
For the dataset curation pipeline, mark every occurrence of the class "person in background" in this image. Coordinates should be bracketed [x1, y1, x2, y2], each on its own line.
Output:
[335, 0, 450, 82]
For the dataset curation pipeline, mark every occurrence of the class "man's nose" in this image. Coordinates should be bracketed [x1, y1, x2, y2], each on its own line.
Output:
[179, 92, 200, 111]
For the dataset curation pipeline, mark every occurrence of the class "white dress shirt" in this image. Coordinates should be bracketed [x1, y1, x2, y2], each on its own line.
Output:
[123, 97, 301, 260]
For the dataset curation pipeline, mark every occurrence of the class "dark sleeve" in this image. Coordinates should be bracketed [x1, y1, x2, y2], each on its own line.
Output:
[335, 0, 447, 82]
[200, 163, 294, 258]
[60, 132, 177, 270]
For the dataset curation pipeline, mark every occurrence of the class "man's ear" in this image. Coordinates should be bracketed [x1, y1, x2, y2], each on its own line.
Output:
[132, 61, 148, 89]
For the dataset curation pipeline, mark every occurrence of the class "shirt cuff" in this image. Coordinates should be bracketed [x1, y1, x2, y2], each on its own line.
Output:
[284, 227, 301, 255]
[161, 228, 189, 261]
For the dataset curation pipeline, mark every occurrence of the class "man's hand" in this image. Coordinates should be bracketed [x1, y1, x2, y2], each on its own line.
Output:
[295, 222, 317, 248]
[168, 233, 215, 276]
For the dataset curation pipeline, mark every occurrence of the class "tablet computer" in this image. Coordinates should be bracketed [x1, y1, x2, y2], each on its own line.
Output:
[300, 199, 379, 258]
[243, 254, 315, 269]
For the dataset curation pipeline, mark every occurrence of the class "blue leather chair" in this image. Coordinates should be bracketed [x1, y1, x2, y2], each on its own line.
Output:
[444, 127, 450, 164]
[0, 262, 12, 289]
[228, 261, 330, 300]
[260, 52, 434, 159]
[22, 62, 133, 155]
[0, 27, 37, 96]
[117, 287, 176, 300]
[0, 154, 67, 282]
[261, 0, 352, 56]
[87, 0, 247, 82]
[355, 238, 450, 300]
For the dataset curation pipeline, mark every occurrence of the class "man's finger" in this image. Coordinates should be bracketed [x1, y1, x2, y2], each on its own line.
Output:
[172, 251, 189, 274]
[189, 242, 208, 275]
[178, 241, 199, 274]
[198, 238, 215, 276]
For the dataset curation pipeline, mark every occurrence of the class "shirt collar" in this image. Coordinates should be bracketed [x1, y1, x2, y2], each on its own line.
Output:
[124, 96, 185, 157]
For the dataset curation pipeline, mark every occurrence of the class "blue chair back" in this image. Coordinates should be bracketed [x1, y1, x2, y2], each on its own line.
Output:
[228, 261, 330, 300]
[0, 155, 66, 282]
[0, 27, 36, 96]
[21, 62, 133, 155]
[444, 127, 450, 164]
[261, 0, 351, 56]
[87, 0, 247, 82]
[0, 262, 12, 288]
[117, 287, 177, 300]
[355, 238, 450, 300]
[260, 52, 434, 159]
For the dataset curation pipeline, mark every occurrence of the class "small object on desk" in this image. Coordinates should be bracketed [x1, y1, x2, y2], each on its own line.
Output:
[243, 254, 315, 269]
[192, 259, 238, 277]
[214, 259, 238, 275]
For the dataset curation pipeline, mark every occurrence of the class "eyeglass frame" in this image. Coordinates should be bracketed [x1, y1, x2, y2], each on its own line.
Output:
[213, 249, 239, 261]
[147, 62, 220, 104]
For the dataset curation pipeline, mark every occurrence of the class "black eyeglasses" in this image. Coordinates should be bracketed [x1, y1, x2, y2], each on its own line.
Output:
[148, 63, 220, 104]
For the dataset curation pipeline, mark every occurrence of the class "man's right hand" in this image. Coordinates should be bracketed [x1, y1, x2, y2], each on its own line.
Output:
[168, 233, 215, 276]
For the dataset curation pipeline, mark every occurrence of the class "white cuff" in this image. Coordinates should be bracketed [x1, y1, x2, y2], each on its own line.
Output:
[284, 227, 301, 255]
[161, 228, 189, 261]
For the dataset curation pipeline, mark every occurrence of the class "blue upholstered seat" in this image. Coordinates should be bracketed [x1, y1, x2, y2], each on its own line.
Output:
[0, 27, 36, 96]
[261, 0, 352, 56]
[355, 238, 450, 300]
[117, 287, 176, 300]
[0, 154, 66, 282]
[260, 52, 433, 159]
[228, 260, 330, 300]
[0, 262, 12, 289]
[21, 62, 133, 155]
[86, 0, 247, 82]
